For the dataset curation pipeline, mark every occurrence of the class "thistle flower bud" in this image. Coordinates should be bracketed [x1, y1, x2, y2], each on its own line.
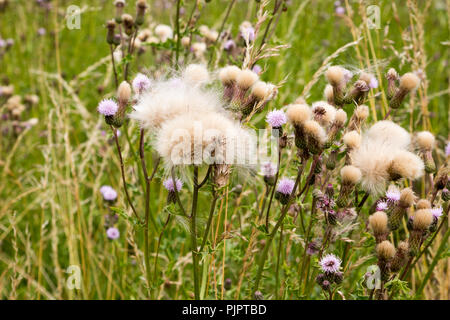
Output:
[369, 211, 388, 243]
[391, 241, 409, 272]
[106, 20, 116, 45]
[442, 188, 450, 201]
[389, 72, 420, 109]
[254, 291, 264, 300]
[114, 0, 125, 23]
[386, 68, 399, 100]
[135, 0, 148, 26]
[122, 14, 134, 35]
[336, 165, 361, 207]
[261, 162, 277, 186]
[326, 149, 338, 170]
[344, 80, 369, 105]
[434, 166, 449, 191]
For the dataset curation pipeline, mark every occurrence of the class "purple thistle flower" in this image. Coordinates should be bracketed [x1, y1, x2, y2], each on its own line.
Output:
[385, 188, 400, 202]
[100, 185, 118, 201]
[223, 39, 235, 51]
[252, 64, 262, 75]
[319, 253, 341, 274]
[306, 241, 319, 255]
[163, 178, 183, 192]
[132, 73, 151, 94]
[368, 76, 378, 89]
[97, 99, 118, 116]
[266, 110, 287, 128]
[38, 28, 46, 36]
[376, 201, 388, 211]
[0, 39, 6, 48]
[445, 142, 450, 157]
[241, 27, 255, 42]
[106, 227, 120, 240]
[431, 207, 443, 219]
[335, 6, 345, 15]
[343, 69, 353, 84]
[261, 161, 277, 178]
[276, 178, 295, 195]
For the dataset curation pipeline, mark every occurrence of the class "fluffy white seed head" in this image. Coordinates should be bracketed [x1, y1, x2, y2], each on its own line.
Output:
[324, 84, 334, 100]
[343, 130, 361, 149]
[399, 188, 416, 207]
[350, 140, 394, 195]
[311, 101, 336, 127]
[219, 65, 241, 85]
[286, 103, 311, 126]
[416, 131, 435, 151]
[412, 209, 433, 230]
[182, 64, 210, 86]
[416, 199, 431, 210]
[354, 105, 369, 120]
[155, 112, 253, 167]
[154, 24, 173, 42]
[367, 120, 411, 150]
[325, 66, 345, 86]
[118, 81, 132, 103]
[377, 240, 396, 260]
[369, 211, 388, 235]
[303, 120, 327, 145]
[334, 109, 347, 127]
[236, 69, 258, 90]
[129, 78, 222, 130]
[399, 72, 420, 91]
[389, 150, 424, 180]
[341, 165, 362, 184]
[251, 81, 270, 100]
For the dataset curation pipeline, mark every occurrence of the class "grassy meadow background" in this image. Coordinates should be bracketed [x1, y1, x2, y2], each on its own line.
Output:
[0, 0, 449, 299]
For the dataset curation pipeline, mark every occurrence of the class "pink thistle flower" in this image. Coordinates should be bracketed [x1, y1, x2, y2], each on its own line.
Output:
[385, 187, 400, 202]
[163, 178, 183, 192]
[100, 185, 118, 201]
[266, 110, 287, 128]
[368, 76, 378, 89]
[252, 64, 262, 75]
[241, 27, 255, 41]
[445, 142, 450, 156]
[376, 201, 388, 211]
[335, 6, 345, 15]
[132, 73, 151, 94]
[223, 39, 235, 51]
[97, 99, 118, 116]
[261, 161, 277, 178]
[319, 253, 342, 274]
[276, 178, 295, 195]
[431, 207, 443, 219]
[106, 227, 120, 240]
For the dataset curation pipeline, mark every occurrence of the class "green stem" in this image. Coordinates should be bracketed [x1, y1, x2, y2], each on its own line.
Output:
[415, 227, 450, 297]
[191, 166, 200, 299]
[174, 0, 181, 69]
[253, 164, 306, 294]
